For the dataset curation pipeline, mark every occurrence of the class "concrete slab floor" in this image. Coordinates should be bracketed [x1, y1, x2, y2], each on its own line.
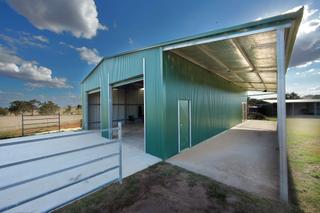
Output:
[167, 120, 279, 200]
[122, 123, 144, 151]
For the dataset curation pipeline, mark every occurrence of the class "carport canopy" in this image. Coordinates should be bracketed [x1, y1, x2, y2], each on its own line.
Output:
[163, 9, 302, 93]
[162, 8, 303, 202]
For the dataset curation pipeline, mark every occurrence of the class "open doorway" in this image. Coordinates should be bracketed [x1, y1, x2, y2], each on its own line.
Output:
[111, 80, 144, 151]
[87, 91, 100, 130]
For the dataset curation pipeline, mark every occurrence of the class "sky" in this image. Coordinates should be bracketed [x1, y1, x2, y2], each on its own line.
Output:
[0, 0, 319, 107]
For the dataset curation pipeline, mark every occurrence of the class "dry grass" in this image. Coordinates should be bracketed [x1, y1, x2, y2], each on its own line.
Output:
[0, 115, 82, 139]
[56, 163, 297, 213]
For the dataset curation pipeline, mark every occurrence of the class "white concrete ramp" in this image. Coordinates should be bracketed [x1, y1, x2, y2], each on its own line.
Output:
[0, 131, 160, 212]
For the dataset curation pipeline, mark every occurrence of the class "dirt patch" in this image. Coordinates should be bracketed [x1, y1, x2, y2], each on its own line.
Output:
[56, 162, 297, 213]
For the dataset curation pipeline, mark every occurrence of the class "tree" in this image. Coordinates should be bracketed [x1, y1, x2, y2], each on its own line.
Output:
[64, 105, 72, 114]
[38, 101, 60, 115]
[247, 97, 268, 106]
[286, 92, 300, 99]
[0, 107, 8, 116]
[29, 99, 41, 115]
[8, 101, 33, 115]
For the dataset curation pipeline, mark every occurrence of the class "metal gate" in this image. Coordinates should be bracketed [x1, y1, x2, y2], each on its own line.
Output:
[0, 123, 123, 212]
[22, 114, 60, 136]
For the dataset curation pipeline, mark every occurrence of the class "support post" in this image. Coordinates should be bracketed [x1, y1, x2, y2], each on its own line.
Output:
[21, 114, 24, 136]
[292, 103, 294, 116]
[118, 122, 122, 184]
[276, 28, 288, 202]
[108, 73, 113, 139]
[58, 113, 61, 132]
[142, 57, 146, 153]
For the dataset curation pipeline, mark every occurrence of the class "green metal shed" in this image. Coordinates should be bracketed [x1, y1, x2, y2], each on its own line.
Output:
[81, 8, 302, 201]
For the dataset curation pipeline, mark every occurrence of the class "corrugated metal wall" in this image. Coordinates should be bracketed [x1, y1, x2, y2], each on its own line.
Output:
[81, 47, 165, 158]
[163, 51, 247, 159]
[81, 48, 247, 159]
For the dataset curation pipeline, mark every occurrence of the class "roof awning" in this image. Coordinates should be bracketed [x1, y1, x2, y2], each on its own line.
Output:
[163, 8, 303, 92]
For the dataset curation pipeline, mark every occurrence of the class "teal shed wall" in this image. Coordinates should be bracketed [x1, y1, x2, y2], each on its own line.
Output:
[81, 49, 247, 160]
[81, 47, 165, 159]
[162, 51, 247, 159]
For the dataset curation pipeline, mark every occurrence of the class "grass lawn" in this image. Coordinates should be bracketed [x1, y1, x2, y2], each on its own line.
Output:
[287, 118, 320, 213]
[56, 162, 296, 213]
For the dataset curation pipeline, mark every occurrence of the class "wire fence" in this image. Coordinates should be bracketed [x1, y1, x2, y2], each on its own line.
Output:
[22, 114, 61, 136]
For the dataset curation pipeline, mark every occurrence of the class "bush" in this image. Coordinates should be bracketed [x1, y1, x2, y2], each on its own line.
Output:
[38, 101, 60, 115]
[0, 107, 8, 116]
[248, 112, 267, 120]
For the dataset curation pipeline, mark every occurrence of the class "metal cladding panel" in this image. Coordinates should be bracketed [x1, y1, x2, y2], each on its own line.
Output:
[81, 47, 165, 159]
[163, 51, 246, 159]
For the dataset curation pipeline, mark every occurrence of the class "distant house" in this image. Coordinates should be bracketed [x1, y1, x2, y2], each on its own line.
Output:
[263, 99, 320, 117]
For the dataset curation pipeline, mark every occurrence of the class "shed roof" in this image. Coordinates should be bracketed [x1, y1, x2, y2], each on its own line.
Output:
[82, 8, 303, 87]
[265, 99, 320, 104]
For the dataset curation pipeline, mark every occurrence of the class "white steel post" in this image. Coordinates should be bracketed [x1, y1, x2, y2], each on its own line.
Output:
[108, 73, 113, 139]
[142, 57, 146, 153]
[118, 122, 123, 184]
[276, 28, 288, 202]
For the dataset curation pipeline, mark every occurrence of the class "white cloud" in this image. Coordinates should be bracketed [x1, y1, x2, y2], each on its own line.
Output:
[60, 42, 102, 65]
[286, 5, 320, 68]
[306, 68, 315, 73]
[294, 61, 313, 68]
[284, 5, 320, 35]
[128, 37, 133, 44]
[75, 47, 102, 65]
[0, 45, 71, 88]
[307, 86, 320, 95]
[0, 32, 48, 48]
[293, 68, 319, 77]
[33, 35, 49, 43]
[8, 0, 107, 39]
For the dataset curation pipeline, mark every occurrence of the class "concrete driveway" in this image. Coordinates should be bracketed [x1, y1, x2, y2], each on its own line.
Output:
[0, 131, 160, 212]
[167, 120, 279, 200]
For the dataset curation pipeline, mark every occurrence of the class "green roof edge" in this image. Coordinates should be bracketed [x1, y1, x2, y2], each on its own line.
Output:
[81, 7, 303, 83]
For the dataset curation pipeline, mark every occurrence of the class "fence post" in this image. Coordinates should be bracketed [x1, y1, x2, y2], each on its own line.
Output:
[58, 113, 61, 132]
[21, 113, 24, 136]
[118, 122, 122, 184]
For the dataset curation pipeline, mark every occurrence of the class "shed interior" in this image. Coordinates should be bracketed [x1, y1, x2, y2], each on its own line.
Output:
[112, 80, 144, 150]
[87, 91, 100, 130]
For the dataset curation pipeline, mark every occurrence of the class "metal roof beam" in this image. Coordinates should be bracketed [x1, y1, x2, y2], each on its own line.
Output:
[197, 45, 230, 71]
[163, 23, 291, 51]
[233, 81, 276, 84]
[171, 50, 248, 90]
[230, 38, 267, 91]
[230, 39, 255, 70]
[197, 45, 258, 90]
[232, 70, 276, 73]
